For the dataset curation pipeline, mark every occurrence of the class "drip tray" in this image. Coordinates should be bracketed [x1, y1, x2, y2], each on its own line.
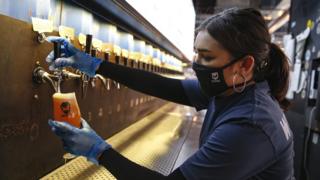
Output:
[41, 104, 195, 179]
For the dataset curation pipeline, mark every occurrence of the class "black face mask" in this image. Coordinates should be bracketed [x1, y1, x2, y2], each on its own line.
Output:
[192, 57, 245, 97]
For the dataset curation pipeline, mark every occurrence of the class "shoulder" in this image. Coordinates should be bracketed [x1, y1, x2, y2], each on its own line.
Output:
[251, 82, 293, 152]
[239, 81, 293, 153]
[217, 81, 293, 154]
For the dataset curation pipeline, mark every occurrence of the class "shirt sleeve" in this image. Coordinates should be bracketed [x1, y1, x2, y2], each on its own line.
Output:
[181, 79, 210, 111]
[96, 61, 192, 106]
[99, 148, 186, 180]
[179, 121, 275, 180]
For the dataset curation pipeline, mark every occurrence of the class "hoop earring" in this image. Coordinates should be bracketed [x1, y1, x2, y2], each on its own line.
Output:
[233, 73, 247, 93]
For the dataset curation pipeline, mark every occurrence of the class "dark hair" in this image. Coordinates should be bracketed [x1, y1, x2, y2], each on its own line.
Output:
[196, 8, 290, 111]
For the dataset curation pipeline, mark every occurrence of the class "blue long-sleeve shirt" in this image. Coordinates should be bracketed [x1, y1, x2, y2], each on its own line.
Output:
[180, 80, 294, 180]
[97, 61, 295, 180]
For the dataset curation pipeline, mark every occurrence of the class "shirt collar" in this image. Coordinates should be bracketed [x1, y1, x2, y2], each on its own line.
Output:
[213, 81, 270, 112]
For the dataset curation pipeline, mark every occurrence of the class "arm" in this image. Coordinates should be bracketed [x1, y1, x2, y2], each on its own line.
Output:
[99, 120, 276, 180]
[48, 119, 186, 180]
[96, 61, 191, 106]
[98, 148, 186, 180]
[45, 36, 189, 106]
[46, 36, 209, 109]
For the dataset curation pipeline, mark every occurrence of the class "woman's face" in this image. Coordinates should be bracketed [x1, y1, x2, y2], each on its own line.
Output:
[193, 30, 254, 88]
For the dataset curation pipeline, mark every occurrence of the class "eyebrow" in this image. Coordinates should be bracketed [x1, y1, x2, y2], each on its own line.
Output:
[194, 47, 212, 53]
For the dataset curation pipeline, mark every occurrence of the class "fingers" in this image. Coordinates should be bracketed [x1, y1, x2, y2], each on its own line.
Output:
[48, 119, 77, 135]
[48, 119, 85, 156]
[45, 47, 70, 66]
[49, 57, 74, 70]
[80, 118, 92, 130]
[46, 36, 78, 55]
[48, 64, 55, 71]
[63, 144, 72, 153]
[62, 140, 78, 155]
[46, 51, 54, 63]
[87, 157, 99, 165]
[46, 36, 68, 44]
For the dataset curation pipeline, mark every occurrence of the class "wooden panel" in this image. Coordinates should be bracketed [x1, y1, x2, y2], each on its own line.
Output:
[0, 14, 167, 180]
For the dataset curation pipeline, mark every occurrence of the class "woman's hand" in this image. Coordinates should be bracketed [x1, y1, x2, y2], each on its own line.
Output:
[46, 36, 102, 77]
[48, 118, 111, 164]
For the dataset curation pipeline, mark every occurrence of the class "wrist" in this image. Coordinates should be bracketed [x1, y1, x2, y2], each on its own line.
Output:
[96, 148, 106, 161]
[95, 60, 109, 75]
[92, 57, 102, 71]
[89, 56, 102, 77]
[87, 140, 111, 164]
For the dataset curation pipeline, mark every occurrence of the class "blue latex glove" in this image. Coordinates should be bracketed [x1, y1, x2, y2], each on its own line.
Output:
[46, 36, 102, 77]
[48, 118, 111, 164]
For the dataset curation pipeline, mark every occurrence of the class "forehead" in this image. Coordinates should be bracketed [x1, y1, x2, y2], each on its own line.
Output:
[194, 30, 223, 51]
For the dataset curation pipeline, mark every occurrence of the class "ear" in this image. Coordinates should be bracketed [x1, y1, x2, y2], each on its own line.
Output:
[239, 55, 255, 75]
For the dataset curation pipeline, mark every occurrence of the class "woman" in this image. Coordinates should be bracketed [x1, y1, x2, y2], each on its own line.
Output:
[47, 8, 294, 180]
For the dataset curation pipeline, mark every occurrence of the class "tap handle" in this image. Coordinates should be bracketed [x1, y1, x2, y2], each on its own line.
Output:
[53, 42, 61, 60]
[85, 34, 93, 54]
[315, 72, 320, 121]
[91, 49, 97, 57]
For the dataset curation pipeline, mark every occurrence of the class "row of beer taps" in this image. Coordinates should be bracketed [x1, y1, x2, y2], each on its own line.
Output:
[33, 34, 116, 98]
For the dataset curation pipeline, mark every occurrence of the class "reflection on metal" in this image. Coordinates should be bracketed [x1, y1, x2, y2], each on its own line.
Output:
[33, 64, 82, 92]
[93, 74, 109, 90]
[81, 73, 90, 98]
[33, 66, 60, 92]
[41, 104, 196, 179]
[62, 70, 82, 80]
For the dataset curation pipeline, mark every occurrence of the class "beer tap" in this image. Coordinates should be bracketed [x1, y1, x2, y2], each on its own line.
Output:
[33, 41, 81, 92]
[81, 34, 93, 99]
[115, 55, 121, 89]
[89, 49, 110, 90]
[101, 47, 112, 91]
[85, 34, 93, 54]
[61, 69, 81, 80]
[103, 45, 119, 90]
[32, 41, 61, 92]
[92, 74, 110, 90]
[90, 38, 109, 90]
[53, 41, 62, 93]
[33, 66, 59, 92]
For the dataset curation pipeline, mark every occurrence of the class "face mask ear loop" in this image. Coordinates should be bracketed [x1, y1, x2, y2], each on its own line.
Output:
[233, 73, 247, 93]
[221, 55, 247, 69]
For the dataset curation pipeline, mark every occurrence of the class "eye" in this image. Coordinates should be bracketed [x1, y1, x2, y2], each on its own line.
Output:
[202, 56, 215, 62]
[193, 51, 216, 64]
